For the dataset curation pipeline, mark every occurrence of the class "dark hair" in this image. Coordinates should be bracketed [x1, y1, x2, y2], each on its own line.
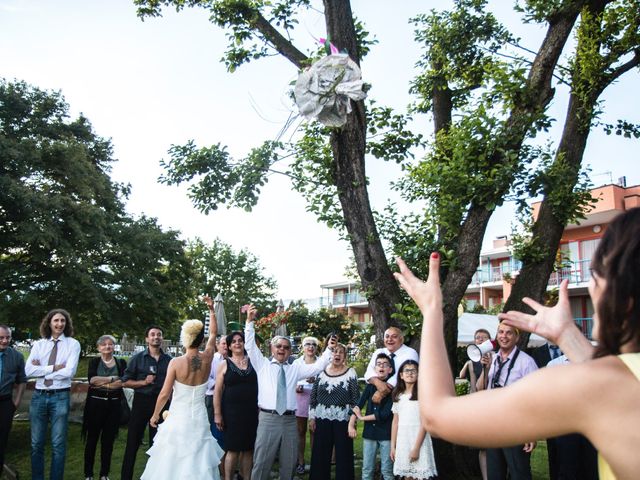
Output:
[40, 309, 73, 338]
[190, 328, 205, 348]
[474, 328, 491, 339]
[376, 352, 392, 364]
[145, 325, 163, 338]
[226, 331, 245, 347]
[392, 360, 419, 402]
[591, 207, 640, 358]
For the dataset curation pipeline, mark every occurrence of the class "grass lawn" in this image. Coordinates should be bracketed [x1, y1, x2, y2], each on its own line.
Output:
[6, 420, 549, 479]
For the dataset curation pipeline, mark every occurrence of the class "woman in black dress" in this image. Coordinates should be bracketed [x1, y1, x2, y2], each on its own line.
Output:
[82, 335, 127, 480]
[214, 331, 258, 480]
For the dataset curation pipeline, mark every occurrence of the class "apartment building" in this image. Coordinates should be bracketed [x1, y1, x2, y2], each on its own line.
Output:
[464, 181, 640, 338]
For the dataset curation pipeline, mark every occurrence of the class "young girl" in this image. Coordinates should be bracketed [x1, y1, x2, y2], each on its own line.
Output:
[390, 360, 437, 480]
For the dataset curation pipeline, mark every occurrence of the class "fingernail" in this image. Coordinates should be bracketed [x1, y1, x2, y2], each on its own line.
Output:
[431, 252, 439, 259]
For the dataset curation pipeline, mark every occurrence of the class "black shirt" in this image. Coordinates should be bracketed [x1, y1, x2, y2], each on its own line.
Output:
[121, 348, 171, 397]
[0, 347, 27, 397]
[356, 383, 393, 440]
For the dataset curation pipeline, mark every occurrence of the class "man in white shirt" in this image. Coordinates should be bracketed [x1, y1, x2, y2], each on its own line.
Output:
[478, 322, 538, 480]
[364, 326, 419, 402]
[244, 306, 336, 480]
[25, 309, 81, 480]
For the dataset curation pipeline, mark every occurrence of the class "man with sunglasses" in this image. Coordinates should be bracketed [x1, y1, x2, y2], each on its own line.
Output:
[244, 305, 337, 480]
[477, 322, 538, 480]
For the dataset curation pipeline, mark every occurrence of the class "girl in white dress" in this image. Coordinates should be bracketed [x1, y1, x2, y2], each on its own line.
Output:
[390, 360, 437, 480]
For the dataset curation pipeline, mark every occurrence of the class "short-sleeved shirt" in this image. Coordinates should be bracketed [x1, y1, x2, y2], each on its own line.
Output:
[0, 347, 27, 396]
[364, 344, 419, 388]
[121, 348, 171, 396]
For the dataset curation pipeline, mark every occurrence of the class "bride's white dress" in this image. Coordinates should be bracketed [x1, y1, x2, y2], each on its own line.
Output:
[141, 381, 223, 480]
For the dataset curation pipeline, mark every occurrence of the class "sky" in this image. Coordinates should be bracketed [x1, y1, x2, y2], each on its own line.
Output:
[1, 0, 638, 304]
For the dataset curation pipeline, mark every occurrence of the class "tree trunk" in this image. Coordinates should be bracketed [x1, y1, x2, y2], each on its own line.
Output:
[507, 0, 612, 346]
[324, 0, 403, 342]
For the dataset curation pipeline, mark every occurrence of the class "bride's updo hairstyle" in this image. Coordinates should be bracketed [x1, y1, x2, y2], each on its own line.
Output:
[181, 320, 205, 349]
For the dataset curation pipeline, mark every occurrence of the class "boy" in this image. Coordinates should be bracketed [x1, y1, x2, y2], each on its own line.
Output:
[349, 353, 394, 480]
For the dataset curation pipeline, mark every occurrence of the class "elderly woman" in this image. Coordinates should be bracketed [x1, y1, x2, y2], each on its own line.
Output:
[308, 343, 360, 480]
[293, 335, 319, 474]
[214, 331, 259, 480]
[82, 335, 127, 480]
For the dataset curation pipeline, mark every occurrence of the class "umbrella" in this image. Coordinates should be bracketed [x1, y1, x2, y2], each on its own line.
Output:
[214, 293, 227, 336]
[275, 299, 287, 337]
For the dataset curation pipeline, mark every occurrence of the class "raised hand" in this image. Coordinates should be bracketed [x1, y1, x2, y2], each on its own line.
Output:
[394, 254, 442, 315]
[202, 295, 214, 311]
[497, 280, 573, 345]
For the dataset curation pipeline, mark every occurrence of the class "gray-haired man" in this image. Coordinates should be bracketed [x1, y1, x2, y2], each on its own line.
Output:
[244, 306, 336, 480]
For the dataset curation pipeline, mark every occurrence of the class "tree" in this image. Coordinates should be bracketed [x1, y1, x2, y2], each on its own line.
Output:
[131, 1, 639, 474]
[136, 0, 410, 345]
[0, 79, 192, 347]
[183, 238, 278, 325]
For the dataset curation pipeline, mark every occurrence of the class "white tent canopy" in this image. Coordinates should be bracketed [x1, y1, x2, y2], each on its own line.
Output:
[457, 313, 546, 347]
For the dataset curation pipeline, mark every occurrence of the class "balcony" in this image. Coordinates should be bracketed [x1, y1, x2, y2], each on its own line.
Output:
[575, 317, 593, 340]
[549, 258, 592, 286]
[319, 291, 368, 308]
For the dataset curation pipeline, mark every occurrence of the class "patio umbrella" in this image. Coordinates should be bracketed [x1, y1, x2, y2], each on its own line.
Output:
[275, 299, 287, 337]
[214, 293, 227, 336]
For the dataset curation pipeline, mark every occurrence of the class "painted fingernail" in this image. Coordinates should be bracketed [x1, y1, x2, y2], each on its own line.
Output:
[431, 252, 439, 259]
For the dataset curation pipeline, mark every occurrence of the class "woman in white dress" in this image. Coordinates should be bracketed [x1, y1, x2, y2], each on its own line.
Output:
[141, 301, 224, 480]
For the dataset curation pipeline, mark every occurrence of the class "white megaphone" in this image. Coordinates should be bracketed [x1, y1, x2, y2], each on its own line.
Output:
[466, 339, 494, 362]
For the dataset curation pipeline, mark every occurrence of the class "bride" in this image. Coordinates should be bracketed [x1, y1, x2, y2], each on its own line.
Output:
[141, 299, 224, 479]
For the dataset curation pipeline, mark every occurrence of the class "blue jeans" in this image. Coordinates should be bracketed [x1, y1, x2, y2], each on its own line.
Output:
[362, 438, 393, 480]
[30, 390, 70, 480]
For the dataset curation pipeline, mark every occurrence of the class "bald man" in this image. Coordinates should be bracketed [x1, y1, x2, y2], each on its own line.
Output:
[364, 327, 418, 402]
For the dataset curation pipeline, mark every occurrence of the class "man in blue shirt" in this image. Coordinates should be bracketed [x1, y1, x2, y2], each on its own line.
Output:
[0, 324, 27, 474]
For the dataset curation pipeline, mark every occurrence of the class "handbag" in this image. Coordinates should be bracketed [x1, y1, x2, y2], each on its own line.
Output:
[120, 394, 131, 426]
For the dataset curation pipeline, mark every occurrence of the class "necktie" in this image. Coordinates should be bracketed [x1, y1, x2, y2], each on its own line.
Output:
[0, 351, 4, 384]
[276, 363, 287, 415]
[44, 339, 59, 387]
[390, 352, 397, 376]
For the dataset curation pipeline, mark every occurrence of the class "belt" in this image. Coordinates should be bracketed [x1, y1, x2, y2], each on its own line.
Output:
[259, 407, 295, 416]
[36, 387, 71, 394]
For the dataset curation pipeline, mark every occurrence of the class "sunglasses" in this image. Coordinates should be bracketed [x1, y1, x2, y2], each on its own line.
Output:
[274, 344, 291, 350]
[303, 343, 317, 347]
[402, 368, 418, 375]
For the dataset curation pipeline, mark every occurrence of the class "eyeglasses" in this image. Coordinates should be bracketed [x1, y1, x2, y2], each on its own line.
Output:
[402, 368, 418, 374]
[274, 344, 291, 350]
[375, 362, 391, 368]
[303, 343, 317, 348]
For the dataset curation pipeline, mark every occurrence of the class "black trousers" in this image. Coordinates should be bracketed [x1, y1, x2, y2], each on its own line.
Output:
[120, 393, 158, 480]
[487, 445, 532, 480]
[309, 419, 354, 480]
[551, 433, 598, 480]
[0, 396, 16, 471]
[83, 395, 121, 477]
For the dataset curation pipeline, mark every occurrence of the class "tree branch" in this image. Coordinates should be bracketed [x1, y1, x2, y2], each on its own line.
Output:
[604, 49, 640, 85]
[251, 11, 309, 69]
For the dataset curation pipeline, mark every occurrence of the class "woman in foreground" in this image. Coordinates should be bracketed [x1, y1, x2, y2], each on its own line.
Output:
[394, 207, 640, 480]
[141, 318, 223, 479]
